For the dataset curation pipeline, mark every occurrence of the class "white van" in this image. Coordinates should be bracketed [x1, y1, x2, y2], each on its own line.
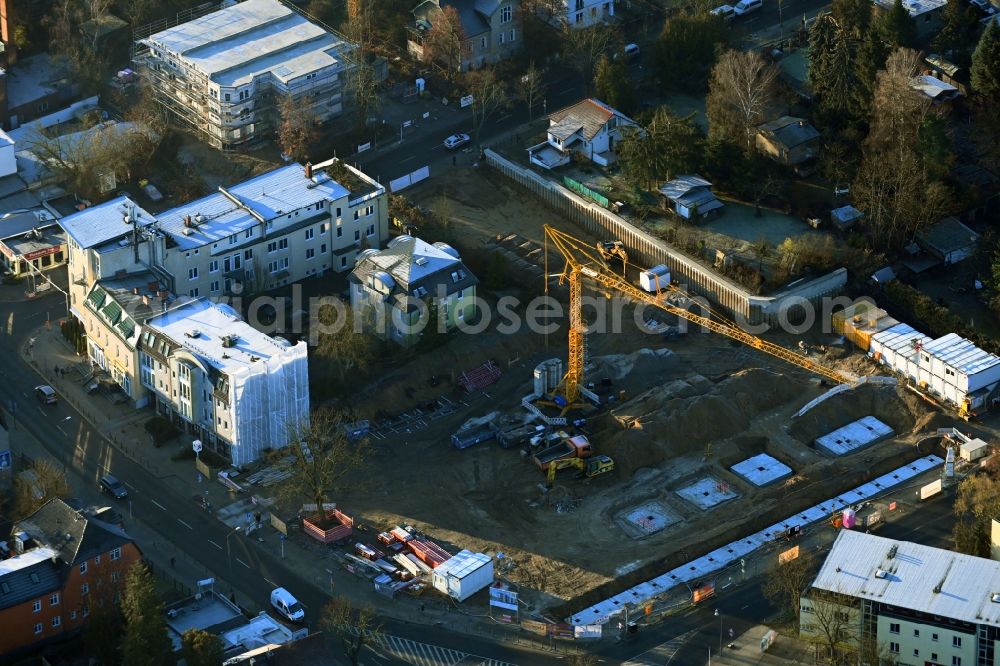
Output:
[710, 4, 735, 20]
[734, 0, 762, 15]
[270, 587, 305, 622]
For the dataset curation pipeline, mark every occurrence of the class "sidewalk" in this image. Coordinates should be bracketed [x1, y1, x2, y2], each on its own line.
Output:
[19, 323, 581, 656]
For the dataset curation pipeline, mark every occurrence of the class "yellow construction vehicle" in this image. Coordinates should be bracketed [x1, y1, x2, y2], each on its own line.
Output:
[543, 225, 851, 409]
[546, 454, 616, 486]
[596, 241, 628, 265]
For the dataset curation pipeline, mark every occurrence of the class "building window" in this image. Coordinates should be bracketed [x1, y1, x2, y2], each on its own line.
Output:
[320, 223, 328, 233]
[111, 548, 121, 561]
[366, 224, 375, 237]
[81, 583, 89, 595]
[268, 241, 277, 253]
[337, 227, 343, 237]
[321, 243, 327, 253]
[501, 4, 512, 22]
[499, 32, 505, 44]
[244, 249, 253, 260]
[575, 0, 583, 9]
[70, 611, 77, 621]
[189, 267, 198, 280]
[509, 29, 515, 41]
[80, 562, 87, 575]
[933, 634, 939, 642]
[189, 288, 199, 298]
[354, 230, 360, 241]
[211, 280, 220, 292]
[341, 256, 347, 267]
[913, 649, 919, 657]
[225, 93, 231, 101]
[52, 616, 61, 628]
[888, 642, 899, 654]
[306, 248, 315, 260]
[229, 234, 238, 245]
[33, 599, 41, 613]
[245, 227, 254, 239]
[34, 623, 42, 635]
[50, 593, 59, 606]
[952, 658, 961, 666]
[111, 571, 119, 583]
[209, 260, 219, 272]
[576, 11, 583, 22]
[953, 637, 962, 648]
[889, 623, 900, 634]
[305, 228, 314, 240]
[914, 629, 919, 637]
[481, 36, 487, 49]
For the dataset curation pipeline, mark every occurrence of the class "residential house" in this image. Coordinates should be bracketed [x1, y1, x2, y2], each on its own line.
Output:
[909, 74, 961, 102]
[916, 216, 979, 264]
[562, 0, 614, 27]
[0, 499, 142, 658]
[349, 236, 478, 347]
[871, 0, 946, 38]
[658, 175, 724, 220]
[0, 53, 80, 130]
[923, 53, 968, 95]
[135, 0, 358, 151]
[409, 0, 521, 72]
[528, 98, 638, 169]
[755, 116, 820, 169]
[802, 530, 1000, 665]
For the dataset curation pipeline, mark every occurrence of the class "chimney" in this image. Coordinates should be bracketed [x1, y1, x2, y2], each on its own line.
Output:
[184, 215, 192, 228]
[13, 531, 29, 554]
[142, 294, 151, 306]
[304, 162, 313, 179]
[132, 287, 141, 295]
[157, 290, 169, 299]
[798, 119, 806, 127]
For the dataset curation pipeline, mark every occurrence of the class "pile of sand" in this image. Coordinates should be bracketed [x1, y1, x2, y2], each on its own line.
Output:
[602, 368, 805, 476]
[788, 383, 926, 444]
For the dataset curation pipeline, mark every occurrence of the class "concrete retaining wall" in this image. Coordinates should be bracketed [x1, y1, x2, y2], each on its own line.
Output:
[484, 149, 847, 328]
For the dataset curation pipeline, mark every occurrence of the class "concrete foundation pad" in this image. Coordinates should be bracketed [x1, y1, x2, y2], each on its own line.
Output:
[731, 453, 793, 487]
[615, 500, 681, 540]
[815, 416, 894, 456]
[675, 476, 740, 510]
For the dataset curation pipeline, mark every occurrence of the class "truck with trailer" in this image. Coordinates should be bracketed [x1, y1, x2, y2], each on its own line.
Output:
[532, 434, 594, 470]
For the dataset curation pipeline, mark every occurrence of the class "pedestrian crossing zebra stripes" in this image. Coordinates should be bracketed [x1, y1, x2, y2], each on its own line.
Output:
[369, 634, 518, 666]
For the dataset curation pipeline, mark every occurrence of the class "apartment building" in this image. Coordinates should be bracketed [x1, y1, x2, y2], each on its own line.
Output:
[135, 0, 358, 150]
[801, 530, 1000, 666]
[0, 499, 142, 658]
[350, 235, 478, 347]
[563, 0, 613, 27]
[409, 0, 521, 72]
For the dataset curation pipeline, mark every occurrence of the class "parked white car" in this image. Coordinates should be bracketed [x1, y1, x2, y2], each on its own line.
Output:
[710, 4, 736, 19]
[734, 0, 762, 15]
[443, 133, 470, 149]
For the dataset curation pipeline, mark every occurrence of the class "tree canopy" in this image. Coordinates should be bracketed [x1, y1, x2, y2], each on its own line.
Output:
[654, 12, 729, 91]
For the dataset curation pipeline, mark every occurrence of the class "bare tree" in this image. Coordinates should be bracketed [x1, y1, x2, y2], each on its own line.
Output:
[519, 62, 548, 121]
[799, 589, 860, 663]
[311, 302, 381, 392]
[320, 598, 381, 666]
[346, 62, 382, 131]
[278, 409, 370, 512]
[277, 95, 319, 162]
[562, 23, 618, 92]
[467, 69, 511, 146]
[14, 459, 70, 519]
[762, 550, 814, 628]
[705, 49, 780, 152]
[46, 0, 112, 92]
[422, 5, 466, 81]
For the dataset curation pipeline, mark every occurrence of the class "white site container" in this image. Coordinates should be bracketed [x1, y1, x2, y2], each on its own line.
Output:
[960, 439, 989, 462]
[431, 550, 494, 602]
[639, 265, 671, 292]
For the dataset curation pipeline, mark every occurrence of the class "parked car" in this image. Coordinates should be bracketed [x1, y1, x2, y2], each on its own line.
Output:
[270, 587, 305, 622]
[710, 4, 736, 19]
[623, 43, 640, 59]
[734, 0, 762, 15]
[99, 474, 128, 499]
[443, 133, 470, 149]
[35, 385, 57, 405]
[971, 0, 996, 14]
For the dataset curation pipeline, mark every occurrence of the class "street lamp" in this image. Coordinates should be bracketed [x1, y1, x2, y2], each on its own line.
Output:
[715, 608, 723, 651]
[226, 526, 242, 577]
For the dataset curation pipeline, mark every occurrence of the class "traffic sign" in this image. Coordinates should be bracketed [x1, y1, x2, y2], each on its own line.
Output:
[192, 439, 203, 454]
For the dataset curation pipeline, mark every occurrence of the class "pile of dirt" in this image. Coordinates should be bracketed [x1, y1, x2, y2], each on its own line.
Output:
[602, 369, 806, 477]
[788, 383, 926, 444]
[589, 348, 680, 384]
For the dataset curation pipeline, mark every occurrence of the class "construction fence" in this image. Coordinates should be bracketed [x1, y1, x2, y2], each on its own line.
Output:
[484, 150, 847, 328]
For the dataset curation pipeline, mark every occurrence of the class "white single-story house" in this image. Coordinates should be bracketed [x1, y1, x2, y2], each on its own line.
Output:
[528, 98, 638, 170]
[658, 175, 724, 220]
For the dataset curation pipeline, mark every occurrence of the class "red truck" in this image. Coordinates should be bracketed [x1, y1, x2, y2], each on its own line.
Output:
[532, 434, 594, 471]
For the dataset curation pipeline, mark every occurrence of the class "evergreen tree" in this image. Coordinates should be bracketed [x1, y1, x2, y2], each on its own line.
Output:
[809, 14, 862, 127]
[831, 0, 873, 39]
[617, 106, 705, 189]
[854, 25, 890, 118]
[182, 628, 225, 666]
[593, 54, 636, 115]
[120, 562, 173, 666]
[654, 12, 730, 91]
[933, 0, 980, 65]
[972, 19, 1000, 105]
[879, 0, 917, 49]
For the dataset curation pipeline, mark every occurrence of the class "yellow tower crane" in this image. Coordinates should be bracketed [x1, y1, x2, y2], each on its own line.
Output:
[543, 224, 851, 408]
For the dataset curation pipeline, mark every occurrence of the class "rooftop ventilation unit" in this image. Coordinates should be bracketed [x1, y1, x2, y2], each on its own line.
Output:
[874, 569, 888, 579]
[221, 334, 238, 348]
[414, 257, 428, 266]
[993, 593, 1000, 603]
[888, 544, 898, 559]
[185, 330, 200, 339]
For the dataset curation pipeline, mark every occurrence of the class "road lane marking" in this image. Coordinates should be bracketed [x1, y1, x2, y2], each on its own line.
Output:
[38, 407, 45, 415]
[178, 519, 194, 530]
[400, 155, 416, 164]
[151, 499, 167, 511]
[264, 577, 278, 588]
[236, 557, 251, 569]
[208, 540, 222, 550]
[56, 426, 67, 436]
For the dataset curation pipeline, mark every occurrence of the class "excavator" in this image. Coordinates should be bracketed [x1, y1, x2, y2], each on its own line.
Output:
[542, 225, 851, 411]
[595, 241, 628, 276]
[546, 454, 615, 487]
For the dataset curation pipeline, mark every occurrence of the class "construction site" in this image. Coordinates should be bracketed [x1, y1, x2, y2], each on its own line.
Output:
[336, 165, 969, 621]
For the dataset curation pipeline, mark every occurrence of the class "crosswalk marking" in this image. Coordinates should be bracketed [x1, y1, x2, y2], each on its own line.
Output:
[623, 631, 696, 666]
[369, 634, 517, 666]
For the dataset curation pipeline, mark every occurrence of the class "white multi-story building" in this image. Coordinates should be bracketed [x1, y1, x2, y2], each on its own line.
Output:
[563, 0, 613, 27]
[135, 0, 358, 150]
[802, 530, 1000, 666]
[139, 298, 308, 466]
[59, 160, 386, 463]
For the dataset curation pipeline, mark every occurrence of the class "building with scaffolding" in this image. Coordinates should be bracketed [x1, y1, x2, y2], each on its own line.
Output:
[134, 0, 358, 151]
